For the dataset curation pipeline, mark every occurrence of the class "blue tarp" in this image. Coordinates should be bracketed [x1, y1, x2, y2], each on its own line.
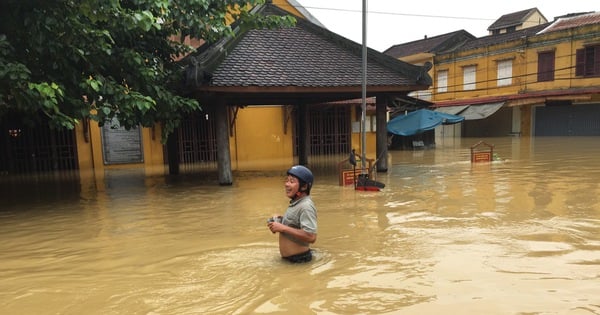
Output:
[387, 109, 464, 136]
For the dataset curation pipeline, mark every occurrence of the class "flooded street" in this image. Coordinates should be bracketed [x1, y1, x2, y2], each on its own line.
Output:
[1, 137, 599, 315]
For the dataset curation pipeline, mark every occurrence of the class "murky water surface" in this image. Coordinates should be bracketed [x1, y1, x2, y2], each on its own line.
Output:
[1, 137, 599, 315]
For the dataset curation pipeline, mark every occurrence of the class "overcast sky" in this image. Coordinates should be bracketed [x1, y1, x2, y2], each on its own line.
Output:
[295, 0, 598, 52]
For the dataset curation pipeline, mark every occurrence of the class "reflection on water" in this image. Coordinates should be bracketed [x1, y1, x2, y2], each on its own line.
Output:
[1, 137, 599, 314]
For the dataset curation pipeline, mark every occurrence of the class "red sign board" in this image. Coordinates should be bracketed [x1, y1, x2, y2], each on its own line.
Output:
[470, 141, 494, 163]
[340, 169, 362, 186]
[472, 152, 492, 162]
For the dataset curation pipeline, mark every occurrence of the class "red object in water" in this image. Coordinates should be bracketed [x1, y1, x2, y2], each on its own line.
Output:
[355, 174, 385, 192]
[355, 185, 381, 192]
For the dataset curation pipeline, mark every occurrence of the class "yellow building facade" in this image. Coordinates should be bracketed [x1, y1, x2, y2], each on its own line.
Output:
[384, 9, 600, 139]
[433, 18, 600, 137]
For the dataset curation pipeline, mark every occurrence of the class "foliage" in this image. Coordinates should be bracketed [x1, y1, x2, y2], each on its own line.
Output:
[0, 0, 295, 141]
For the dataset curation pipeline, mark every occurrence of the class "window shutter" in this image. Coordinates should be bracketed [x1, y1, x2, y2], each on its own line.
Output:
[463, 66, 476, 90]
[584, 46, 595, 76]
[595, 46, 600, 75]
[537, 51, 555, 82]
[575, 49, 584, 76]
[497, 60, 512, 86]
[437, 70, 448, 93]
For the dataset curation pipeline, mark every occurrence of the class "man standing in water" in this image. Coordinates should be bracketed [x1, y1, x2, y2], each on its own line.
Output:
[267, 165, 317, 263]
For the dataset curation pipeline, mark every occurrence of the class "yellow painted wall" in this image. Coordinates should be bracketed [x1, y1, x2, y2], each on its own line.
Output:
[76, 120, 165, 175]
[525, 24, 600, 91]
[350, 106, 377, 159]
[232, 106, 294, 171]
[141, 125, 166, 176]
[74, 122, 93, 171]
[232, 105, 375, 171]
[435, 42, 524, 102]
[273, 0, 304, 18]
[351, 133, 376, 156]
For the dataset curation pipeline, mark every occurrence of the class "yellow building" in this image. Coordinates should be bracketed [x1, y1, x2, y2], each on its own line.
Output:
[385, 8, 600, 138]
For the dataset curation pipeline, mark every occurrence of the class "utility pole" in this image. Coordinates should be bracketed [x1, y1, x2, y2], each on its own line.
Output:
[360, 0, 367, 175]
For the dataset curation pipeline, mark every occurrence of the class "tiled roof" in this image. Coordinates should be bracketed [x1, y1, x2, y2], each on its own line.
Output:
[184, 4, 431, 90]
[457, 24, 549, 51]
[211, 27, 418, 87]
[539, 11, 600, 33]
[458, 11, 599, 51]
[383, 9, 599, 59]
[383, 30, 475, 59]
[487, 8, 544, 31]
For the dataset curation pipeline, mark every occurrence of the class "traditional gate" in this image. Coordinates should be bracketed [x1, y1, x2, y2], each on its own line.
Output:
[174, 108, 218, 173]
[298, 105, 351, 172]
[0, 120, 78, 175]
[172, 105, 351, 174]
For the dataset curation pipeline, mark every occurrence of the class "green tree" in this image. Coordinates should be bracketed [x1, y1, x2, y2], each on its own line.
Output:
[0, 0, 295, 141]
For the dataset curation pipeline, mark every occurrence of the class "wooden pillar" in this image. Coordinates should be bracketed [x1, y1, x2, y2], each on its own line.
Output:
[215, 102, 233, 185]
[166, 131, 179, 175]
[376, 96, 388, 172]
[297, 104, 310, 166]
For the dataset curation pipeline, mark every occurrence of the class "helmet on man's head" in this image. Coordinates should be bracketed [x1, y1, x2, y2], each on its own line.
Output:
[287, 165, 314, 193]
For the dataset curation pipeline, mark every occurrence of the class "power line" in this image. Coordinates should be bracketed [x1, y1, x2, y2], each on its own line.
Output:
[299, 5, 495, 22]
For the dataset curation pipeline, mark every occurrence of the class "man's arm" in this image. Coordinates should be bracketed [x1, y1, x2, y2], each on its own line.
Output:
[268, 222, 317, 244]
[282, 224, 317, 244]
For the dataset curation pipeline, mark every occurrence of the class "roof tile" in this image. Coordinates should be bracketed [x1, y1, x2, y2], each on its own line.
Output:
[185, 4, 430, 89]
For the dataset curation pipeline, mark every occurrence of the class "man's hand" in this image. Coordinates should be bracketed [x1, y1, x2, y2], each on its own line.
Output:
[267, 221, 285, 234]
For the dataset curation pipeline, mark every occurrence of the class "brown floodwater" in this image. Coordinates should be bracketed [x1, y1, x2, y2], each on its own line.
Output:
[0, 137, 599, 315]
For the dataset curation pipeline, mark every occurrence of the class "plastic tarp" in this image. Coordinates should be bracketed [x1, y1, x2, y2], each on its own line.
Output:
[435, 105, 470, 115]
[387, 109, 465, 136]
[460, 102, 504, 120]
[434, 102, 504, 120]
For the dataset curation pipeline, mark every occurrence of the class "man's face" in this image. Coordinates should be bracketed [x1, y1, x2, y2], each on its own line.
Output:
[284, 175, 300, 198]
